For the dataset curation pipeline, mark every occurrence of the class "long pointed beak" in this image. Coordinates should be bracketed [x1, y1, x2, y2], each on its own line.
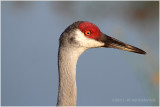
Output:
[99, 33, 146, 54]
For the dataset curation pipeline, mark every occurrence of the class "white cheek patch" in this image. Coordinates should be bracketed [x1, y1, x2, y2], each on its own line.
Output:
[74, 29, 104, 48]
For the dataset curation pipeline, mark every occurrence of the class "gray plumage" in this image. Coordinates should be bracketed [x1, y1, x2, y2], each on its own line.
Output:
[57, 21, 146, 106]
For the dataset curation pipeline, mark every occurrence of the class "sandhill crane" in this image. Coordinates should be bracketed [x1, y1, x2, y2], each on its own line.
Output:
[57, 21, 146, 106]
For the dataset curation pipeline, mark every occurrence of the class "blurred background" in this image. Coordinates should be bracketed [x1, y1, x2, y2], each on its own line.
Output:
[1, 1, 159, 106]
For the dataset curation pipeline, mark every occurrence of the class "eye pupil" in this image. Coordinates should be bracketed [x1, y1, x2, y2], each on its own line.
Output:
[85, 31, 91, 36]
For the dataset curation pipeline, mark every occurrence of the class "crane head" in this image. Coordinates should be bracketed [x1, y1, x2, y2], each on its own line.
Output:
[60, 21, 146, 54]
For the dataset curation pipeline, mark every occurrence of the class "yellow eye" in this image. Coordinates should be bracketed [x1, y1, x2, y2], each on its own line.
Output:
[85, 30, 91, 36]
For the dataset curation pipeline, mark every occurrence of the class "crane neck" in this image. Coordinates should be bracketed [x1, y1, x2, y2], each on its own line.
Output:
[57, 45, 86, 106]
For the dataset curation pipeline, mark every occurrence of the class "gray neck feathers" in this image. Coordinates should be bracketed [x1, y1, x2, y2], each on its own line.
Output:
[57, 45, 86, 106]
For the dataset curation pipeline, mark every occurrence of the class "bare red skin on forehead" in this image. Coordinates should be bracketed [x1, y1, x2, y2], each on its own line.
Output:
[78, 22, 101, 40]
